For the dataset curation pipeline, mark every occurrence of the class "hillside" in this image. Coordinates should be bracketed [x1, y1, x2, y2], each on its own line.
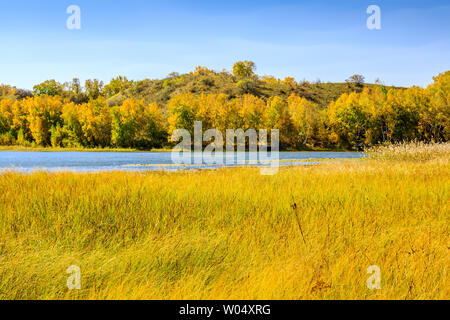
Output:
[104, 69, 397, 110]
[1, 63, 399, 111]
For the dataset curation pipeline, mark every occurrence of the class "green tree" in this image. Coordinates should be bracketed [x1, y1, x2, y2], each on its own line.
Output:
[85, 79, 104, 100]
[33, 80, 63, 97]
[346, 75, 365, 86]
[104, 76, 132, 97]
[233, 61, 256, 79]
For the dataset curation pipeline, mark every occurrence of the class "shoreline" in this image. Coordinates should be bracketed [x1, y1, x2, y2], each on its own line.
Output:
[0, 146, 354, 153]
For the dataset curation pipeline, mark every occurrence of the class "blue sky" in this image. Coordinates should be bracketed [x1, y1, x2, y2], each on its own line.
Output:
[0, 0, 449, 89]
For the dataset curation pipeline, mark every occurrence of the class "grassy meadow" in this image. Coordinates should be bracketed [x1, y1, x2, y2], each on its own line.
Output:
[0, 144, 448, 300]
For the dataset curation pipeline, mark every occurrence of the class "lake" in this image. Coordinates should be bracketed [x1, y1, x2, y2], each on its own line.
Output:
[0, 151, 362, 173]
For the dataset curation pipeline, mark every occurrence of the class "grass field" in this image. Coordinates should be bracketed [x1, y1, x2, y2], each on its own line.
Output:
[0, 144, 448, 300]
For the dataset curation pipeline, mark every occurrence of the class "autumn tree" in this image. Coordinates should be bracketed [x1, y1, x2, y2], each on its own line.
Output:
[424, 71, 450, 141]
[61, 102, 83, 146]
[327, 92, 369, 147]
[167, 92, 198, 137]
[233, 61, 256, 79]
[104, 76, 132, 97]
[24, 95, 63, 146]
[78, 98, 112, 147]
[235, 94, 265, 131]
[288, 95, 320, 148]
[67, 78, 86, 104]
[33, 80, 63, 97]
[265, 96, 293, 147]
[85, 79, 104, 100]
[112, 98, 165, 148]
[346, 74, 365, 86]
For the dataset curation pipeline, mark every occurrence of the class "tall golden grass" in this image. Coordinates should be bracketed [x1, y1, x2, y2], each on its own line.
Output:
[365, 141, 450, 162]
[0, 144, 448, 300]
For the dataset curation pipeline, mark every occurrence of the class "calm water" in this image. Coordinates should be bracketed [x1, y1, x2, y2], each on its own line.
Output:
[0, 151, 362, 173]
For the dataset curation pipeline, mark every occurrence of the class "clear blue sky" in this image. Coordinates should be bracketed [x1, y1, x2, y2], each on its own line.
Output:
[1, 0, 449, 89]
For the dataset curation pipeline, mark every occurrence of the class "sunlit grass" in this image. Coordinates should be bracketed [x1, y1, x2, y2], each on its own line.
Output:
[365, 141, 450, 162]
[0, 146, 448, 300]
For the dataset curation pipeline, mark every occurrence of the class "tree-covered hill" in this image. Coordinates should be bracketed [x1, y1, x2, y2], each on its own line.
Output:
[1, 61, 398, 110]
[0, 62, 447, 151]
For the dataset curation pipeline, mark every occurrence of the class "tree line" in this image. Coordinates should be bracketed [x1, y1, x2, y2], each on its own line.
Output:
[0, 64, 448, 150]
